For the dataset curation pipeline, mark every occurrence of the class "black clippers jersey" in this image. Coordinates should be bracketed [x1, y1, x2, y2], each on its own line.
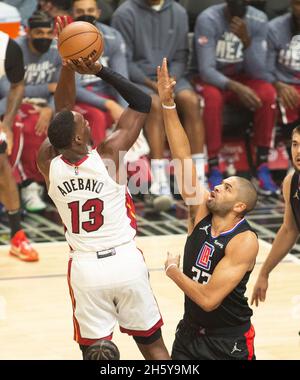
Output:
[290, 172, 300, 232]
[183, 214, 255, 329]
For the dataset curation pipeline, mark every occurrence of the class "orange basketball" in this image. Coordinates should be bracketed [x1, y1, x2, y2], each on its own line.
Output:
[58, 21, 104, 64]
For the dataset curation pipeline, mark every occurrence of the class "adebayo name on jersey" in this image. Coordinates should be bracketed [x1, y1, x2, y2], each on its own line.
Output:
[57, 178, 104, 196]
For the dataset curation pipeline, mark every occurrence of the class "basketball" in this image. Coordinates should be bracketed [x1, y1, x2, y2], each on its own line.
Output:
[58, 21, 104, 64]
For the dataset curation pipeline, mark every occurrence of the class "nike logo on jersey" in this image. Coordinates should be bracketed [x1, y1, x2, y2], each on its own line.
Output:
[293, 190, 299, 200]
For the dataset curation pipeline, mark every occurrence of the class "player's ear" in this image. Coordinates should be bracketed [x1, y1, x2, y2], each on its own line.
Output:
[233, 201, 246, 215]
[74, 133, 83, 145]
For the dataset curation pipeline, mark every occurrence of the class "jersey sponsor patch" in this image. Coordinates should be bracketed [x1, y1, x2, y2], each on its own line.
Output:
[196, 242, 215, 271]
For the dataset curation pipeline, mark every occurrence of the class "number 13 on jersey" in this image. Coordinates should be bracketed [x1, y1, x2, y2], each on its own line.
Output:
[68, 198, 104, 233]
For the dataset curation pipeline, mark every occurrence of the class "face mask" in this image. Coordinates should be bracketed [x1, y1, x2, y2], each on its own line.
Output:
[75, 15, 97, 25]
[32, 38, 52, 54]
[227, 0, 247, 18]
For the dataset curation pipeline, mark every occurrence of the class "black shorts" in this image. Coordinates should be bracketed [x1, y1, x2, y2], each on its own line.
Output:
[171, 319, 256, 360]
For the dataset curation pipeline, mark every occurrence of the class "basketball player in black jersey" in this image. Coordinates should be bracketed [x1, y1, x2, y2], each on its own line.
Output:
[251, 126, 300, 307]
[157, 58, 259, 360]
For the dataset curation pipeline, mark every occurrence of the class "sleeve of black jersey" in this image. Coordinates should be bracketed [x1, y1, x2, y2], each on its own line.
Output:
[4, 39, 25, 84]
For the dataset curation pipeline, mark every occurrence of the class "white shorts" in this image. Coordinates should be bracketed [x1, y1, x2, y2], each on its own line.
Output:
[67, 240, 163, 345]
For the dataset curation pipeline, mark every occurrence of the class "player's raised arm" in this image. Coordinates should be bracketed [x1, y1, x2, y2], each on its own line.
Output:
[63, 57, 151, 170]
[157, 58, 209, 230]
[54, 16, 76, 112]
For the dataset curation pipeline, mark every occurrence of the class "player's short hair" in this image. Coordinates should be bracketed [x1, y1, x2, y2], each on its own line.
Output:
[48, 0, 72, 10]
[48, 110, 75, 150]
[83, 340, 120, 360]
[292, 125, 300, 138]
[28, 10, 54, 29]
[235, 177, 258, 215]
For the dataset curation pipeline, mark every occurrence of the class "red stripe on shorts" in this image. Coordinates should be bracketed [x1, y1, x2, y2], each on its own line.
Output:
[244, 324, 255, 360]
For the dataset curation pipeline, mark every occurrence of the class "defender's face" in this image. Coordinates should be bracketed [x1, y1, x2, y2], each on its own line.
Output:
[207, 177, 239, 214]
[291, 131, 300, 171]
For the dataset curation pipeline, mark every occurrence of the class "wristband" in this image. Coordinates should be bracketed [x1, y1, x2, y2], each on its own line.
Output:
[162, 103, 176, 109]
[165, 263, 178, 273]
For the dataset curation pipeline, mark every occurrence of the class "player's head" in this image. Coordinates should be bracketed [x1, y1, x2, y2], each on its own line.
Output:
[27, 11, 54, 54]
[146, 0, 165, 6]
[72, 0, 100, 24]
[207, 176, 257, 217]
[291, 0, 300, 27]
[83, 339, 120, 360]
[39, 0, 72, 17]
[226, 0, 247, 19]
[291, 126, 300, 172]
[48, 110, 91, 151]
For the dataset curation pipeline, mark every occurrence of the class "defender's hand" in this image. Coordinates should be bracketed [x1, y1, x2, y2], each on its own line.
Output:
[164, 252, 180, 277]
[250, 273, 269, 307]
[157, 58, 176, 106]
[56, 15, 71, 39]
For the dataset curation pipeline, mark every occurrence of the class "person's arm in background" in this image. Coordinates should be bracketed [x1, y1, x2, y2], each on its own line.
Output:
[111, 11, 151, 86]
[264, 23, 278, 84]
[34, 49, 62, 136]
[243, 16, 268, 78]
[266, 22, 300, 110]
[109, 29, 129, 108]
[251, 174, 300, 307]
[1, 38, 25, 155]
[168, 9, 189, 81]
[194, 14, 230, 90]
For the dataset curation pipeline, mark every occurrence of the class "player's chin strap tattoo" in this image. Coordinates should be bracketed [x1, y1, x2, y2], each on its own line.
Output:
[96, 66, 151, 114]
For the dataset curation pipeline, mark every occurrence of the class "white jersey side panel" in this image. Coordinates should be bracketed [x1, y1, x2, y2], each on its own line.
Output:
[48, 149, 136, 251]
[0, 31, 9, 79]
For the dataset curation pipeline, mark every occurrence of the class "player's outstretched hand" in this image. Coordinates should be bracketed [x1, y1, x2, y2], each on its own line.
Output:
[157, 58, 176, 106]
[62, 57, 102, 75]
[56, 15, 70, 39]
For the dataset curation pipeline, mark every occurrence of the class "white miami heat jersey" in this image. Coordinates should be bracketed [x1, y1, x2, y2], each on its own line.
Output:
[0, 31, 9, 79]
[48, 149, 136, 252]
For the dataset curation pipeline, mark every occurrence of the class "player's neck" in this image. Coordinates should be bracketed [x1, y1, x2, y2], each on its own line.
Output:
[211, 214, 243, 237]
[61, 146, 90, 163]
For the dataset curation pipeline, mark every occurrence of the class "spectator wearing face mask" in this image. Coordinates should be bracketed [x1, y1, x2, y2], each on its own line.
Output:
[1, 10, 108, 213]
[194, 0, 279, 196]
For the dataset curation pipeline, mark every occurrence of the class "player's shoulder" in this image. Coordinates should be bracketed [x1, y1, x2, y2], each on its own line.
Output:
[283, 171, 294, 188]
[196, 3, 224, 23]
[268, 12, 291, 29]
[246, 5, 268, 24]
[112, 0, 135, 17]
[98, 22, 124, 41]
[227, 229, 259, 260]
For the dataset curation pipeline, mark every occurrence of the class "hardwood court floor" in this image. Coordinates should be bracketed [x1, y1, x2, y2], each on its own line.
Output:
[0, 235, 299, 360]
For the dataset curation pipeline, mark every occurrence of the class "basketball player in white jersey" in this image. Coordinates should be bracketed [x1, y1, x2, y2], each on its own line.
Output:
[36, 17, 170, 360]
